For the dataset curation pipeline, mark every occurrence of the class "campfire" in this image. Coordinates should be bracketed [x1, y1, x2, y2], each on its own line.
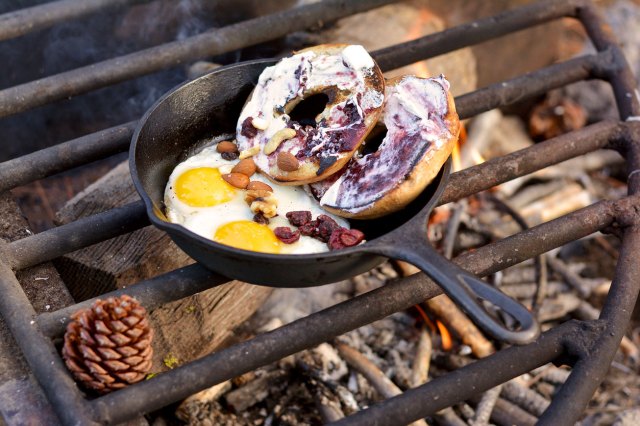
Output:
[0, 0, 639, 425]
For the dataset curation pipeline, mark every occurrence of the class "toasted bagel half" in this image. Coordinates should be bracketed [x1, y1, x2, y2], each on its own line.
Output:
[309, 75, 460, 219]
[235, 44, 385, 185]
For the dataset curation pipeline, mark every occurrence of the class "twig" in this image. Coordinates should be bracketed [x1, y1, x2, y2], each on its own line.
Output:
[335, 343, 428, 426]
[443, 200, 466, 259]
[410, 328, 432, 388]
[396, 261, 495, 358]
[546, 256, 591, 298]
[434, 408, 468, 426]
[470, 385, 502, 426]
[335, 343, 400, 399]
[501, 381, 550, 417]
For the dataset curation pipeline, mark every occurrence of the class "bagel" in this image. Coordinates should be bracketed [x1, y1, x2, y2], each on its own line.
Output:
[308, 75, 460, 219]
[235, 44, 385, 185]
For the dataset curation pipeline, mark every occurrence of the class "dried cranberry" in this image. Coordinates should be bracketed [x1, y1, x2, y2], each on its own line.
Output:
[240, 117, 258, 138]
[298, 220, 317, 237]
[286, 210, 312, 227]
[328, 228, 365, 250]
[339, 229, 365, 247]
[274, 227, 300, 244]
[316, 215, 340, 242]
[221, 151, 239, 161]
[253, 213, 269, 225]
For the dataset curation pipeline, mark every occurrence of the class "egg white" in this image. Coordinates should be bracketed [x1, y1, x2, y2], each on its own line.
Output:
[164, 145, 350, 254]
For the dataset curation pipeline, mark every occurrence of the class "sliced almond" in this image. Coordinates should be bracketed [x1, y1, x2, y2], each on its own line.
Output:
[231, 158, 257, 177]
[264, 128, 297, 155]
[239, 145, 260, 159]
[216, 141, 238, 153]
[247, 181, 273, 192]
[277, 152, 300, 172]
[222, 172, 249, 189]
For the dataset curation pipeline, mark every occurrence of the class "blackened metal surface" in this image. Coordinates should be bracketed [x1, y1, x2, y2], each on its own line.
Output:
[37, 263, 227, 337]
[0, 121, 135, 193]
[0, 260, 96, 425]
[332, 321, 592, 426]
[0, 0, 637, 424]
[0, 0, 396, 119]
[0, 0, 146, 42]
[7, 201, 148, 270]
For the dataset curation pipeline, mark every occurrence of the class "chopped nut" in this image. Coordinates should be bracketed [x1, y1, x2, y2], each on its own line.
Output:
[239, 145, 260, 159]
[277, 152, 300, 172]
[250, 193, 278, 218]
[264, 128, 297, 155]
[231, 158, 257, 177]
[244, 189, 273, 204]
[247, 181, 273, 192]
[216, 141, 238, 153]
[222, 172, 249, 189]
[274, 227, 300, 244]
[251, 117, 269, 130]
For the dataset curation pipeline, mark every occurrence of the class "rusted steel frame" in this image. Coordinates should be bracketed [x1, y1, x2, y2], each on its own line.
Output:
[4, 121, 619, 271]
[372, 0, 584, 72]
[0, 0, 396, 119]
[455, 53, 605, 120]
[5, 201, 148, 271]
[89, 195, 636, 424]
[0, 52, 600, 195]
[37, 263, 226, 338]
[0, 0, 147, 42]
[440, 120, 622, 204]
[0, 259, 96, 425]
[331, 320, 592, 426]
[534, 2, 640, 424]
[0, 121, 136, 193]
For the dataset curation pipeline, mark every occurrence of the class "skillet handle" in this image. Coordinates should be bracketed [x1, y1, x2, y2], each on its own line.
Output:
[376, 242, 540, 345]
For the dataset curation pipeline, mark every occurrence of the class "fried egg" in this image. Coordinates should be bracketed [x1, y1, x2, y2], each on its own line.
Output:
[164, 145, 350, 254]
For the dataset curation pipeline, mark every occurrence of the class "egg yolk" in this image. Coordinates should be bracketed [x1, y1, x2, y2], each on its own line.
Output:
[175, 167, 235, 207]
[214, 221, 282, 254]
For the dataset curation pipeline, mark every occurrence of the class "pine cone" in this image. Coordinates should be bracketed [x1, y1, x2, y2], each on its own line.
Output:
[62, 295, 153, 393]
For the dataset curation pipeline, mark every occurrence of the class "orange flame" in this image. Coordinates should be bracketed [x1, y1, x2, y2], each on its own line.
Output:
[436, 320, 453, 351]
[414, 304, 437, 333]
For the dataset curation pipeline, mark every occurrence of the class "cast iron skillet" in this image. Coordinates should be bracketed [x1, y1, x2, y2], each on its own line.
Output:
[130, 59, 540, 345]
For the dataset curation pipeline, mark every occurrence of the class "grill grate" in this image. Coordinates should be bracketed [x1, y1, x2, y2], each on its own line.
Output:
[0, 0, 639, 424]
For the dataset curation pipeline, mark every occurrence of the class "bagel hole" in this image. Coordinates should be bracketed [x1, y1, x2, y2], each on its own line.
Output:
[360, 126, 387, 156]
[289, 93, 329, 127]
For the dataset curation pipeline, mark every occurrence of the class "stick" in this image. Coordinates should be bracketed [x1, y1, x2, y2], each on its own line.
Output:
[410, 328, 432, 388]
[501, 381, 550, 417]
[470, 385, 502, 426]
[335, 343, 428, 426]
[396, 261, 495, 358]
[546, 256, 592, 298]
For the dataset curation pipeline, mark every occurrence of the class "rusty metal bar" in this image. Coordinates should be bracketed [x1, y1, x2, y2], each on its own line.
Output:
[332, 320, 591, 426]
[37, 263, 227, 337]
[6, 201, 147, 271]
[4, 120, 621, 271]
[0, 0, 396, 119]
[0, 259, 96, 425]
[89, 194, 638, 424]
[372, 0, 583, 72]
[0, 0, 147, 42]
[0, 121, 135, 193]
[0, 51, 600, 193]
[440, 120, 622, 204]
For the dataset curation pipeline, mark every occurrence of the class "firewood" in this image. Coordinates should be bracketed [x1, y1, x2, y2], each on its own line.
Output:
[397, 261, 495, 358]
[53, 161, 272, 370]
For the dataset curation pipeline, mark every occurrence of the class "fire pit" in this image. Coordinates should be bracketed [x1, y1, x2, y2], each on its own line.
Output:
[0, 0, 639, 424]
